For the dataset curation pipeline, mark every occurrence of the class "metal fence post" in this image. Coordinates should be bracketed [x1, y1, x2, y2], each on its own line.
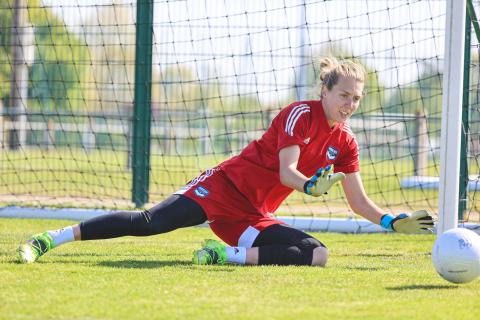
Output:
[459, 4, 472, 221]
[132, 0, 154, 208]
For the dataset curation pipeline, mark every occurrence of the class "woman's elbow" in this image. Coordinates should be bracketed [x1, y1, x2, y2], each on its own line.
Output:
[279, 170, 295, 188]
[279, 172, 289, 187]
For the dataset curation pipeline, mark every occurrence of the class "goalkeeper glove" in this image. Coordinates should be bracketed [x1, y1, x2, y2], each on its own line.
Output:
[303, 165, 346, 197]
[380, 210, 434, 234]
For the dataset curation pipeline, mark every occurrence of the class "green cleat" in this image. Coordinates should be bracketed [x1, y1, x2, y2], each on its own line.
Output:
[17, 232, 56, 264]
[192, 239, 227, 265]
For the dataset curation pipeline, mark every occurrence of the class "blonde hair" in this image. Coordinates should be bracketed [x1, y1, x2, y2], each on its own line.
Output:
[318, 57, 366, 91]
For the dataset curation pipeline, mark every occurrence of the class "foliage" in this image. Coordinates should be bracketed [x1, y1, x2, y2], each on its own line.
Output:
[154, 65, 208, 111]
[0, 0, 91, 111]
[84, 3, 136, 111]
[0, 1, 15, 100]
[384, 62, 443, 117]
[382, 62, 443, 139]
[28, 7, 90, 111]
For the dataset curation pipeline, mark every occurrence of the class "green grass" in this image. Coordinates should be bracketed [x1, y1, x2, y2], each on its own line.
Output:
[1, 218, 479, 320]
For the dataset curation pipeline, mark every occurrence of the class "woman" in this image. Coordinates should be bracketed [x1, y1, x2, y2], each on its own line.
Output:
[18, 57, 433, 266]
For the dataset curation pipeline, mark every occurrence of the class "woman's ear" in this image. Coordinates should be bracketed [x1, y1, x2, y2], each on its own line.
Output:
[321, 88, 327, 98]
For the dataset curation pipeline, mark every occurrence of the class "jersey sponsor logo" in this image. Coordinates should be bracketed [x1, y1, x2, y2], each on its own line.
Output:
[326, 146, 339, 160]
[194, 186, 209, 198]
[285, 104, 310, 136]
[303, 137, 311, 144]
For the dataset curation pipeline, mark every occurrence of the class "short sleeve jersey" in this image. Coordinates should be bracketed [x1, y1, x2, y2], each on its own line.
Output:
[219, 100, 360, 214]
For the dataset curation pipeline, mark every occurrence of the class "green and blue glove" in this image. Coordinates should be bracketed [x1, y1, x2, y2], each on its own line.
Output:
[304, 165, 346, 197]
[380, 210, 434, 234]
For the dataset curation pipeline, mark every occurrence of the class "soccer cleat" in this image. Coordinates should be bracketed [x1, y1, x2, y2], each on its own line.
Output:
[17, 232, 56, 264]
[192, 239, 227, 265]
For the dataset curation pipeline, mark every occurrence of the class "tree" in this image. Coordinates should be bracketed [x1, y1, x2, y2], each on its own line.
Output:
[384, 62, 443, 117]
[82, 2, 136, 112]
[1, 0, 91, 112]
[0, 1, 16, 101]
[383, 62, 443, 144]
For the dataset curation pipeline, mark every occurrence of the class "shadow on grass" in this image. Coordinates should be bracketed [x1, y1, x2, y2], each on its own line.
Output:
[97, 259, 191, 269]
[97, 259, 238, 271]
[344, 266, 385, 271]
[357, 253, 399, 258]
[336, 253, 399, 258]
[386, 284, 457, 291]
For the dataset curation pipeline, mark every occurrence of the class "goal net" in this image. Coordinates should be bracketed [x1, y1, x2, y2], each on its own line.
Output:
[0, 0, 478, 231]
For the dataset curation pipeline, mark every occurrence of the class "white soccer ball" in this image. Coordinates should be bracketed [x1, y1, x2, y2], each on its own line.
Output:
[432, 228, 480, 284]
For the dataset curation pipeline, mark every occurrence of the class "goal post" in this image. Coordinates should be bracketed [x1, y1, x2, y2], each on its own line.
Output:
[438, 0, 466, 235]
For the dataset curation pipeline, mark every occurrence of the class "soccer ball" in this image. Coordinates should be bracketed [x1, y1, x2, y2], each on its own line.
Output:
[432, 228, 480, 284]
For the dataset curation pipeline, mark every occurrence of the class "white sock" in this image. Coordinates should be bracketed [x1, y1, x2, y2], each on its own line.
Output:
[47, 226, 75, 247]
[225, 246, 247, 265]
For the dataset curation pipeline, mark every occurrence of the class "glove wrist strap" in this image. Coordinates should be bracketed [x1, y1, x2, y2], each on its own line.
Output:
[380, 214, 394, 231]
[303, 180, 312, 195]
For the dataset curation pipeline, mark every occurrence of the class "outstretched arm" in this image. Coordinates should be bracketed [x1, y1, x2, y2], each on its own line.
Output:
[341, 172, 385, 224]
[342, 172, 434, 233]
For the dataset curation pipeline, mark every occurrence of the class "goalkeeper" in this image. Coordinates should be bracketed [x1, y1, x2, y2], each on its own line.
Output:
[18, 57, 434, 266]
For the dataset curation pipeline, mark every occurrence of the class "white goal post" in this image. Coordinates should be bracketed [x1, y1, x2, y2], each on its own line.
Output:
[438, 0, 467, 235]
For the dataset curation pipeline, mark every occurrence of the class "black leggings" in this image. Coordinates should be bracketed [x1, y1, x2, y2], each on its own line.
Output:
[253, 224, 326, 266]
[80, 194, 207, 239]
[79, 194, 325, 266]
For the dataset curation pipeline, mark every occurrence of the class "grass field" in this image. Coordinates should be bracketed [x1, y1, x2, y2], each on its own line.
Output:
[1, 218, 479, 320]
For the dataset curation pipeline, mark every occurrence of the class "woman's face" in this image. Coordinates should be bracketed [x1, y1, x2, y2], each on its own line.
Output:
[321, 75, 364, 127]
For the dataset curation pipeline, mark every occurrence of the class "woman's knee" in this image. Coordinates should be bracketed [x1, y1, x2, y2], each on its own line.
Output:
[311, 246, 328, 267]
[296, 237, 328, 267]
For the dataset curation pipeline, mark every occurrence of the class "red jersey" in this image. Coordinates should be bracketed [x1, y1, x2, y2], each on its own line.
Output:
[219, 100, 360, 214]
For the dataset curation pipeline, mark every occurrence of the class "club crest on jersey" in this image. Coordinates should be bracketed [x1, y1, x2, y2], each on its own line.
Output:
[326, 146, 339, 160]
[194, 186, 209, 198]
